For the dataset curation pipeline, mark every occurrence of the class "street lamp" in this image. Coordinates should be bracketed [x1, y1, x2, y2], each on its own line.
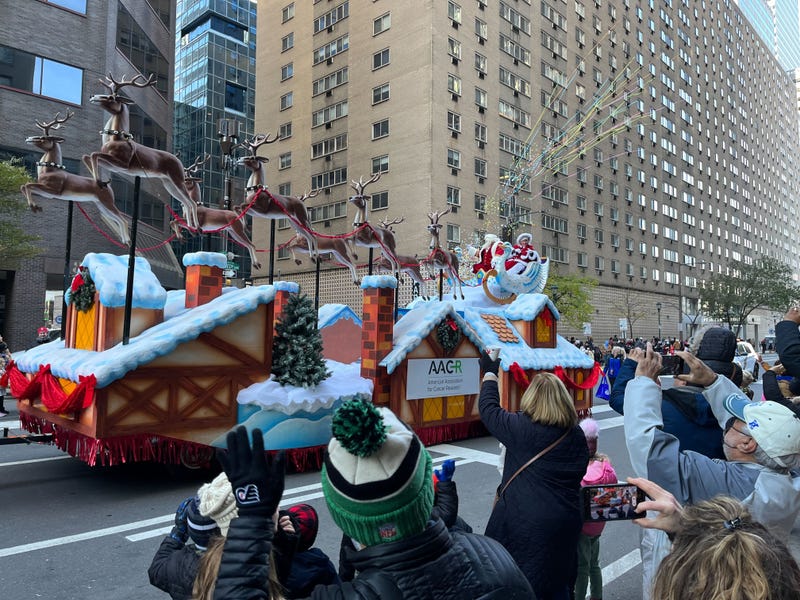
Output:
[656, 302, 662, 340]
[218, 118, 240, 211]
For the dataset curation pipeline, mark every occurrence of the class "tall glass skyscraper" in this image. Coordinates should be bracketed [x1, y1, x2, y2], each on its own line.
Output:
[173, 0, 257, 272]
[737, 0, 800, 71]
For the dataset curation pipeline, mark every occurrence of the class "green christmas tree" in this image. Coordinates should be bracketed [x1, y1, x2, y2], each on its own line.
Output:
[272, 293, 331, 388]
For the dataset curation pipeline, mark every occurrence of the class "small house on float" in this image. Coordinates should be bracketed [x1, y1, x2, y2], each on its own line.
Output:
[358, 275, 598, 446]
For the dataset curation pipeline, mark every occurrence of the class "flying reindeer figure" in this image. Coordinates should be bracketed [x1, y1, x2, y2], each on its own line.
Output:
[421, 206, 464, 300]
[234, 133, 318, 260]
[283, 189, 361, 284]
[82, 73, 199, 229]
[20, 110, 131, 245]
[348, 174, 403, 278]
[169, 154, 262, 270]
[372, 252, 429, 299]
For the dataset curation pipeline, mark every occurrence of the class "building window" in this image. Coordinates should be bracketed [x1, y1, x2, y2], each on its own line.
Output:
[475, 122, 487, 143]
[447, 111, 461, 133]
[372, 119, 390, 140]
[278, 183, 292, 196]
[475, 87, 488, 109]
[373, 48, 390, 70]
[448, 1, 462, 24]
[312, 67, 348, 96]
[447, 149, 461, 169]
[446, 186, 461, 206]
[280, 63, 293, 81]
[279, 152, 292, 170]
[281, 32, 294, 52]
[371, 190, 389, 211]
[0, 44, 83, 104]
[279, 122, 292, 139]
[475, 17, 488, 40]
[280, 92, 293, 111]
[447, 223, 461, 244]
[372, 82, 390, 104]
[474, 52, 487, 75]
[313, 1, 349, 34]
[577, 252, 588, 267]
[116, 4, 169, 96]
[281, 3, 294, 23]
[474, 193, 487, 212]
[448, 37, 462, 60]
[311, 133, 348, 159]
[447, 73, 462, 95]
[373, 12, 391, 35]
[312, 100, 348, 127]
[474, 158, 487, 178]
[224, 82, 246, 113]
[45, 0, 86, 13]
[310, 167, 348, 190]
[371, 154, 389, 174]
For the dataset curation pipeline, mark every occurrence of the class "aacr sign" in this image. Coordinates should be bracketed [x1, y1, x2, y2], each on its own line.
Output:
[406, 358, 480, 400]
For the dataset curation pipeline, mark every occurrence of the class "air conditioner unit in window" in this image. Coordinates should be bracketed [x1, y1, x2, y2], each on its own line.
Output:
[324, 188, 331, 195]
[478, 212, 484, 219]
[452, 57, 459, 65]
[451, 168, 459, 176]
[327, 57, 333, 65]
[478, 177, 485, 184]
[451, 131, 458, 138]
[452, 21, 458, 29]
[326, 122, 332, 129]
[478, 106, 485, 113]
[479, 72, 485, 79]
[451, 93, 459, 101]
[478, 141, 485, 149]
[327, 25, 334, 33]
[325, 155, 332, 162]
[451, 205, 458, 213]
[324, 220, 331, 228]
[326, 89, 332, 97]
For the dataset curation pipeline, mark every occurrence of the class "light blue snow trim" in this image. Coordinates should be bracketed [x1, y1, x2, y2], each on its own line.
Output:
[65, 253, 167, 309]
[318, 304, 362, 329]
[182, 252, 227, 269]
[361, 275, 397, 289]
[503, 293, 561, 321]
[14, 285, 277, 388]
[274, 281, 300, 293]
[379, 302, 468, 374]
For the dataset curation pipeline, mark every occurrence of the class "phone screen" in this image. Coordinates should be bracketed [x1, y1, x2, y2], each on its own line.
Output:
[582, 484, 645, 522]
[660, 355, 684, 376]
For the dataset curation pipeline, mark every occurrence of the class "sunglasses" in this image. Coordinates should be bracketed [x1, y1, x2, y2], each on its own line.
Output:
[724, 416, 750, 437]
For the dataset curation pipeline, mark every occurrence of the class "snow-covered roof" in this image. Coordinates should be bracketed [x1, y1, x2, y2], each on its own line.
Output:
[65, 253, 167, 310]
[183, 251, 227, 269]
[14, 285, 277, 388]
[379, 290, 592, 374]
[318, 304, 362, 329]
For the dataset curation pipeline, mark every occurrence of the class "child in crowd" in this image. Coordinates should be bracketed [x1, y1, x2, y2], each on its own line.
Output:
[281, 503, 339, 598]
[576, 418, 618, 600]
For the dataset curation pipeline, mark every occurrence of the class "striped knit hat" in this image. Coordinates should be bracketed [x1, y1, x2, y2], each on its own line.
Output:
[321, 398, 434, 547]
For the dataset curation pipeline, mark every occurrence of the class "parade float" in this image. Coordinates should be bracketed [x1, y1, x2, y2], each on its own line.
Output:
[2, 73, 600, 471]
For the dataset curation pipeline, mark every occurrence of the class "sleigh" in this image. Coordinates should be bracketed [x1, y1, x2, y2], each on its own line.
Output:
[481, 242, 550, 304]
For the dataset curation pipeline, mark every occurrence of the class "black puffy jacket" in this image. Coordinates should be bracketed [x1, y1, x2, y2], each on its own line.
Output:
[148, 536, 201, 600]
[214, 516, 534, 599]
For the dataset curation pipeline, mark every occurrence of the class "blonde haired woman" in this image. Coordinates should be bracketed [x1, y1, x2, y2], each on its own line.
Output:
[479, 355, 589, 600]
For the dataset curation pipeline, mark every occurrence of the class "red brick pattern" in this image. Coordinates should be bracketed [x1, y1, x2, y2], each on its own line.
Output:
[273, 289, 292, 329]
[185, 265, 223, 308]
[361, 286, 394, 406]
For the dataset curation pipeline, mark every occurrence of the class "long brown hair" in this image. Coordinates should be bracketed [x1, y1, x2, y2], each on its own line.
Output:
[652, 496, 800, 600]
[193, 535, 285, 600]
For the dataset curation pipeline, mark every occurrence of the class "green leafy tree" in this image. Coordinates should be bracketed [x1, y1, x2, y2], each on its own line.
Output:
[0, 160, 40, 264]
[543, 271, 596, 330]
[699, 257, 799, 335]
[272, 293, 331, 388]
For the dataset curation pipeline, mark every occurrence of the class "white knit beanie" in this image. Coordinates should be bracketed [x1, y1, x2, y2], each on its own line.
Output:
[197, 472, 238, 537]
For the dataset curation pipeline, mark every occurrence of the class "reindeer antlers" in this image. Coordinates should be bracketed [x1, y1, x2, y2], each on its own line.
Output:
[35, 110, 74, 136]
[99, 73, 157, 95]
[428, 206, 453, 223]
[184, 153, 211, 175]
[349, 173, 381, 195]
[378, 216, 405, 232]
[240, 133, 280, 155]
[297, 189, 320, 202]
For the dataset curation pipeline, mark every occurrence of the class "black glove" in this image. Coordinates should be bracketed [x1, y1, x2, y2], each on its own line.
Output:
[218, 426, 285, 517]
[169, 496, 193, 544]
[480, 350, 500, 376]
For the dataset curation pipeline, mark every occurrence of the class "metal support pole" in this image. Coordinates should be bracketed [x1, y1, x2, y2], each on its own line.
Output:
[315, 255, 321, 312]
[438, 269, 444, 302]
[268, 220, 276, 284]
[60, 202, 74, 340]
[368, 248, 374, 276]
[123, 176, 141, 345]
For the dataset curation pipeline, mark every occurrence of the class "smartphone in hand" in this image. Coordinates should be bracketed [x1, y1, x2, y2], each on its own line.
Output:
[582, 483, 646, 522]
[659, 355, 684, 376]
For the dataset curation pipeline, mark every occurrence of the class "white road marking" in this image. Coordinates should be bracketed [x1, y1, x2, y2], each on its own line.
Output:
[597, 416, 624, 430]
[0, 419, 22, 428]
[591, 404, 615, 414]
[602, 548, 642, 584]
[0, 455, 71, 467]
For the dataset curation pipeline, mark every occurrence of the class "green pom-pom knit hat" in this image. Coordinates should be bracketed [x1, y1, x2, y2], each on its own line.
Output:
[321, 398, 434, 547]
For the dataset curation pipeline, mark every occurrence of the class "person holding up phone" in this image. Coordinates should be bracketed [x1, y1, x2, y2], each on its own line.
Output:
[575, 418, 618, 600]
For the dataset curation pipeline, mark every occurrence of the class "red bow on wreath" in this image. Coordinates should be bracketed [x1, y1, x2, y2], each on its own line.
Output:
[446, 316, 458, 331]
[70, 272, 85, 292]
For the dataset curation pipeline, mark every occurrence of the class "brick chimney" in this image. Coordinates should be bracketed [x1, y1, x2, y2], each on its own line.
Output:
[272, 281, 300, 329]
[360, 275, 397, 407]
[184, 252, 226, 308]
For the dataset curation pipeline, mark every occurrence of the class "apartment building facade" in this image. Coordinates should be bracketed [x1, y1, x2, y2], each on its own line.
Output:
[0, 0, 181, 348]
[255, 0, 800, 341]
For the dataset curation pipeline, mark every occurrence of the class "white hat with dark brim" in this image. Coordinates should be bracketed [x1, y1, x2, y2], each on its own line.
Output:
[723, 394, 800, 467]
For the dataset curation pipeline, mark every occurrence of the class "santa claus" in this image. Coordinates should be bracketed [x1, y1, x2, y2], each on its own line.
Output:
[471, 233, 505, 274]
[505, 232, 539, 275]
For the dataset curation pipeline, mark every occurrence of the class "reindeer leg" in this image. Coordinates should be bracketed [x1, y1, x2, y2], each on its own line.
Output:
[20, 184, 43, 212]
[162, 178, 198, 229]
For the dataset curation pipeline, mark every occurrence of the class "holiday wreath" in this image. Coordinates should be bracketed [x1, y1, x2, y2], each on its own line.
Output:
[69, 267, 96, 312]
[436, 315, 462, 354]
